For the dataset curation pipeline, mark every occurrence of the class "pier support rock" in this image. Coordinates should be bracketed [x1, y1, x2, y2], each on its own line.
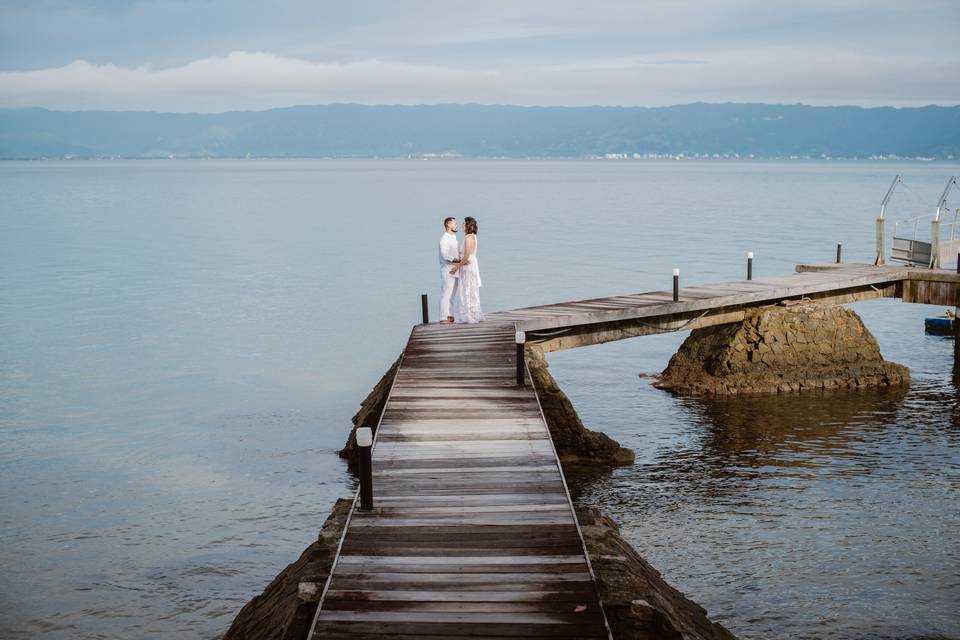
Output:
[655, 304, 908, 396]
[222, 499, 351, 640]
[578, 507, 737, 640]
[338, 353, 402, 470]
[527, 346, 635, 467]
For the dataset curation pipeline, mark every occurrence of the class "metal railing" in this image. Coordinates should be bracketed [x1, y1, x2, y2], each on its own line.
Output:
[883, 176, 958, 268]
[891, 213, 935, 266]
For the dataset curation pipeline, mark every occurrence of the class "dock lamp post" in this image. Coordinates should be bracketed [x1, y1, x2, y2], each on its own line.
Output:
[672, 268, 680, 301]
[420, 294, 429, 324]
[516, 330, 526, 386]
[356, 427, 374, 511]
[747, 252, 754, 281]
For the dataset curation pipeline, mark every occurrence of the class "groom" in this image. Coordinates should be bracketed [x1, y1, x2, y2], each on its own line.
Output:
[438, 216, 460, 324]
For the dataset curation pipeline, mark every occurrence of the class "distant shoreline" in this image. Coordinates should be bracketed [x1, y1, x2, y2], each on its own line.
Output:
[3, 103, 957, 160]
[2, 155, 956, 162]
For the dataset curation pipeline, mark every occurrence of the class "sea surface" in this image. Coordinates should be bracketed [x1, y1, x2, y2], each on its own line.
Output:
[1, 159, 958, 640]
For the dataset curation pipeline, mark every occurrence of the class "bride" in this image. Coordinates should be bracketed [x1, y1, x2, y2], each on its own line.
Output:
[450, 216, 483, 323]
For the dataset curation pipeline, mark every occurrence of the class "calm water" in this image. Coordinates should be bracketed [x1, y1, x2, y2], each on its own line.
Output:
[1, 159, 958, 639]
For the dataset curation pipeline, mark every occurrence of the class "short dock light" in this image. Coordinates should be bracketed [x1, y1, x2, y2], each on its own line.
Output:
[672, 268, 680, 301]
[516, 330, 526, 386]
[747, 252, 754, 281]
[356, 427, 373, 447]
[836, 243, 843, 264]
[420, 293, 429, 324]
[356, 427, 374, 511]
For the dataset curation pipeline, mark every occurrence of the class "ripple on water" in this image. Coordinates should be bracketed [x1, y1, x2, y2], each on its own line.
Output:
[3, 159, 959, 639]
[567, 366, 960, 640]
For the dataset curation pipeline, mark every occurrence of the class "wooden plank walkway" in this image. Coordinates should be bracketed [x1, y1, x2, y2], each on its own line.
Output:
[310, 322, 611, 639]
[487, 263, 946, 333]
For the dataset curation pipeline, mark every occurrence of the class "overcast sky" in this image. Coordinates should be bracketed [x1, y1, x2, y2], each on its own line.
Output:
[1, 0, 957, 112]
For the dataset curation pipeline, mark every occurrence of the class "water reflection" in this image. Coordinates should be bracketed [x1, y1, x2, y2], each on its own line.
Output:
[569, 377, 960, 640]
[953, 346, 960, 400]
[685, 386, 910, 470]
[4, 159, 959, 639]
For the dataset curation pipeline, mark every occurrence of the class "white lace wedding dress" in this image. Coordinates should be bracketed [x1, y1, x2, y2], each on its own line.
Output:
[454, 235, 484, 324]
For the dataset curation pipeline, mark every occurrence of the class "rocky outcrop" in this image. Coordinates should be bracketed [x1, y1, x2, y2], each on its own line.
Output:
[655, 304, 909, 396]
[338, 353, 402, 470]
[222, 499, 351, 640]
[527, 346, 636, 467]
[579, 506, 737, 640]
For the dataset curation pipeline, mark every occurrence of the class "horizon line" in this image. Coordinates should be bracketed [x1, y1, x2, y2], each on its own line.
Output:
[3, 101, 959, 117]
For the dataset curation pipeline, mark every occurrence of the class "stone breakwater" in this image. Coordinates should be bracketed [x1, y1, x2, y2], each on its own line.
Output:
[223, 499, 352, 640]
[526, 345, 635, 467]
[224, 499, 736, 640]
[338, 354, 402, 471]
[578, 507, 737, 640]
[655, 304, 909, 396]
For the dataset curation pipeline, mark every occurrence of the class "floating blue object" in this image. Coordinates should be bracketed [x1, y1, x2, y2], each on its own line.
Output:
[924, 316, 955, 335]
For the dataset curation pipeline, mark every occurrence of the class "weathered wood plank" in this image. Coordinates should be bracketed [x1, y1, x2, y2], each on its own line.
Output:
[316, 610, 605, 624]
[329, 572, 591, 584]
[372, 493, 569, 505]
[312, 620, 608, 637]
[348, 516, 576, 527]
[326, 579, 597, 592]
[316, 634, 592, 640]
[321, 599, 599, 613]
[372, 456, 560, 470]
[337, 554, 586, 565]
[325, 589, 594, 602]
[338, 545, 589, 558]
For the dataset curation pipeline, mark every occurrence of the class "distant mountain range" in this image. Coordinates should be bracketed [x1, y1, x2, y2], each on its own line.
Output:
[1, 103, 958, 159]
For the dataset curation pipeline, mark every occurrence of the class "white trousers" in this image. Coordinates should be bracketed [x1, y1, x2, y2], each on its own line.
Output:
[439, 268, 459, 320]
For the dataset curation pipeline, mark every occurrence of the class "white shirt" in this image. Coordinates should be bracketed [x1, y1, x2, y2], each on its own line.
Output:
[439, 232, 460, 269]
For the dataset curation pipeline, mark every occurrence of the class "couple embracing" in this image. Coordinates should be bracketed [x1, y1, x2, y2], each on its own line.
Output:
[438, 216, 483, 324]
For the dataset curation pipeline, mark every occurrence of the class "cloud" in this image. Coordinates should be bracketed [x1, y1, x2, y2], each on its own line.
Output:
[1, 1, 958, 110]
[0, 48, 956, 112]
[0, 52, 496, 111]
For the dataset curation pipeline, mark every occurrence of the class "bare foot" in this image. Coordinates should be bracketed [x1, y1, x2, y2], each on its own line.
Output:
[439, 319, 453, 324]
[447, 316, 455, 322]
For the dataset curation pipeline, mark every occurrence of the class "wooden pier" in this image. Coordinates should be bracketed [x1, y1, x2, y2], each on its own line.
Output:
[310, 263, 960, 639]
[492, 263, 960, 351]
[310, 322, 612, 639]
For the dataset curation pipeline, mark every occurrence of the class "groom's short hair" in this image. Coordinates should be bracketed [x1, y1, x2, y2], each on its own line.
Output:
[443, 217, 456, 228]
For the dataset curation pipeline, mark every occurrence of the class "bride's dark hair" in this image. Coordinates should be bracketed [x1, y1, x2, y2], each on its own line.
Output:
[464, 216, 478, 235]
